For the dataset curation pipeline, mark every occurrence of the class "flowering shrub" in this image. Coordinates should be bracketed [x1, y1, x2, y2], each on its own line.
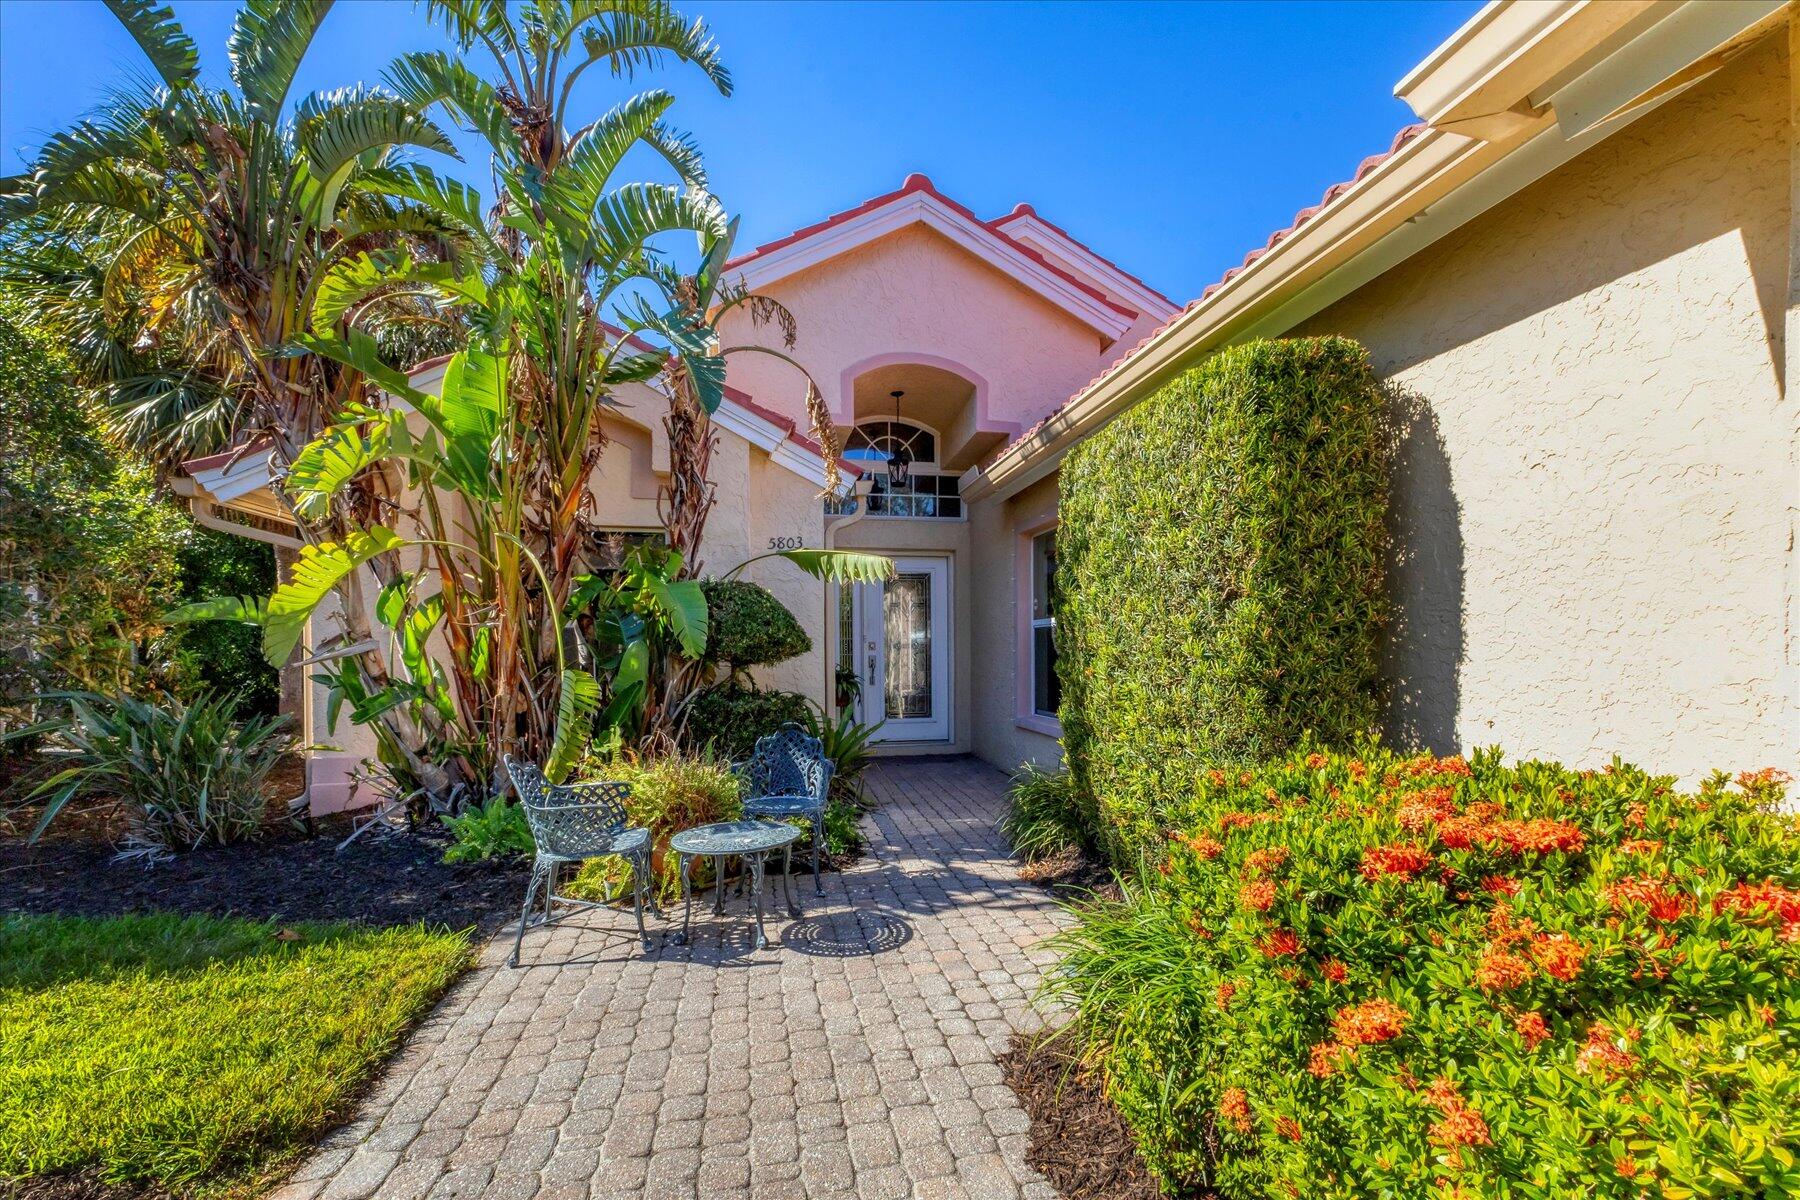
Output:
[1047, 743, 1800, 1198]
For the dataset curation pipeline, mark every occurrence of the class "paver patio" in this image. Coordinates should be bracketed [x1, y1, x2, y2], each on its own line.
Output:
[272, 756, 1073, 1200]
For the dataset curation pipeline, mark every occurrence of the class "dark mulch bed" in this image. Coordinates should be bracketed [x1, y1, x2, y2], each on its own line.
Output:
[0, 817, 523, 935]
[1000, 1029, 1176, 1200]
[0, 754, 523, 935]
[1017, 842, 1119, 901]
[5, 1171, 174, 1200]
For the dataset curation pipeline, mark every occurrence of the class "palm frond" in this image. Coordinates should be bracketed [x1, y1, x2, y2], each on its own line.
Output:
[384, 51, 514, 157]
[295, 87, 458, 221]
[572, 3, 731, 96]
[263, 525, 405, 665]
[102, 0, 200, 91]
[228, 0, 333, 123]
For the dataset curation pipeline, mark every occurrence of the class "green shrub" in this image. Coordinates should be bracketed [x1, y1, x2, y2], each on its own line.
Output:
[1047, 744, 1800, 1198]
[684, 683, 809, 761]
[0, 912, 469, 1191]
[1057, 337, 1389, 864]
[172, 529, 279, 717]
[440, 796, 533, 863]
[4, 691, 291, 856]
[798, 702, 881, 807]
[700, 579, 810, 676]
[566, 752, 744, 903]
[1000, 763, 1089, 862]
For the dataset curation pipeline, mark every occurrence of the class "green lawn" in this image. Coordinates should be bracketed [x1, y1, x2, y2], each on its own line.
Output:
[0, 912, 472, 1194]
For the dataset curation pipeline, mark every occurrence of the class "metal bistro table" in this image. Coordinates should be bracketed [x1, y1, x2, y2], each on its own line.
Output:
[669, 819, 802, 950]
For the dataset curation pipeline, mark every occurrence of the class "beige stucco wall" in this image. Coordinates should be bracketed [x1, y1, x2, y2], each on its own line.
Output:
[1295, 33, 1797, 781]
[967, 474, 1063, 773]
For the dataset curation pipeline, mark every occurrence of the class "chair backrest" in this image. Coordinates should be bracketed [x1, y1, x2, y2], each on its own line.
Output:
[739, 724, 832, 801]
[502, 755, 631, 858]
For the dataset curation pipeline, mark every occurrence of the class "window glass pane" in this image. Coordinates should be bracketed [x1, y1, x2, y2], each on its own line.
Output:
[884, 573, 932, 719]
[837, 584, 854, 673]
[1031, 532, 1056, 621]
[1032, 626, 1059, 716]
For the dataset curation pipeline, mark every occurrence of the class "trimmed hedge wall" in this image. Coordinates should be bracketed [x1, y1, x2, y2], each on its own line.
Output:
[1057, 337, 1389, 863]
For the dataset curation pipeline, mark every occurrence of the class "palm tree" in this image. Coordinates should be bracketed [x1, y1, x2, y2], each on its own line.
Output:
[0, 0, 472, 788]
[281, 0, 745, 793]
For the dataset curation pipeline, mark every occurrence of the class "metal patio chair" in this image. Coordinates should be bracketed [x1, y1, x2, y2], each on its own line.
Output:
[502, 756, 658, 965]
[734, 724, 835, 897]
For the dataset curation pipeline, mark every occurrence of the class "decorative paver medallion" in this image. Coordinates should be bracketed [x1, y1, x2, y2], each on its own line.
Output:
[272, 757, 1072, 1200]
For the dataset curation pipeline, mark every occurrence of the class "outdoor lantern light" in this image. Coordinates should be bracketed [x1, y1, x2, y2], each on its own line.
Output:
[887, 390, 912, 491]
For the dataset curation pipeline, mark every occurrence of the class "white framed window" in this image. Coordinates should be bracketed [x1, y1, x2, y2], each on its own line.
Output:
[825, 418, 964, 519]
[1029, 529, 1058, 718]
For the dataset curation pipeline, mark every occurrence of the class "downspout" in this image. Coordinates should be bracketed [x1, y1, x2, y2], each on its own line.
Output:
[822, 477, 875, 715]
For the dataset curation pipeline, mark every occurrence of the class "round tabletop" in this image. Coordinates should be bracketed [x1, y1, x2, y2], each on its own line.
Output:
[669, 819, 800, 856]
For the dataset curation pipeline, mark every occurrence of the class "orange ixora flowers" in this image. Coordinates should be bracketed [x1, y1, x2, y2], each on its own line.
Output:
[1360, 844, 1434, 883]
[1713, 880, 1800, 940]
[1243, 847, 1289, 876]
[1575, 1023, 1639, 1080]
[1183, 832, 1224, 860]
[1219, 1086, 1253, 1134]
[1491, 817, 1586, 855]
[1319, 958, 1348, 984]
[1396, 786, 1456, 832]
[1308, 1040, 1354, 1078]
[1332, 998, 1408, 1046]
[1601, 875, 1692, 923]
[1259, 929, 1304, 958]
[1514, 1011, 1552, 1050]
[1479, 874, 1521, 897]
[1530, 932, 1589, 982]
[1216, 981, 1237, 1010]
[1274, 1115, 1304, 1142]
[1424, 1078, 1492, 1150]
[1475, 946, 1535, 992]
[1240, 879, 1277, 912]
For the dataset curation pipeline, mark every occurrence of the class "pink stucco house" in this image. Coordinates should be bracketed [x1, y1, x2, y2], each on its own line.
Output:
[181, 0, 1797, 812]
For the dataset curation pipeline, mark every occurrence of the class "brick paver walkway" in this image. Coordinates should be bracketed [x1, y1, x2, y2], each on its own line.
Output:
[273, 757, 1072, 1200]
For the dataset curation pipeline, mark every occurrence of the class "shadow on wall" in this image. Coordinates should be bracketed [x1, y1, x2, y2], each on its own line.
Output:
[1382, 383, 1464, 755]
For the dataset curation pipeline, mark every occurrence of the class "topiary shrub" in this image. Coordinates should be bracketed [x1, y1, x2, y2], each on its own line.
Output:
[683, 683, 809, 762]
[1057, 336, 1389, 865]
[1048, 745, 1800, 1199]
[699, 579, 810, 679]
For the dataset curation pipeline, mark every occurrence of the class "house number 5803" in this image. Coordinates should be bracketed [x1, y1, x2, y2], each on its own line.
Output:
[767, 536, 803, 550]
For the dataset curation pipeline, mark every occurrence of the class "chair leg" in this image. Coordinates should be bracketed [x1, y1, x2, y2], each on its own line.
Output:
[510, 859, 548, 968]
[543, 861, 557, 921]
[630, 850, 651, 953]
[811, 812, 825, 896]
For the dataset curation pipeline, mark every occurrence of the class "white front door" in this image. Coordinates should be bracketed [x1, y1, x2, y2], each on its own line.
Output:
[853, 556, 951, 743]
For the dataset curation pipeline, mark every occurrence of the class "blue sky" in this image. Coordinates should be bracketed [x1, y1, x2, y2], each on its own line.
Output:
[0, 0, 1476, 304]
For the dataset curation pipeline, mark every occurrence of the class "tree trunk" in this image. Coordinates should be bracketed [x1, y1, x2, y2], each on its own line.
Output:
[274, 544, 304, 723]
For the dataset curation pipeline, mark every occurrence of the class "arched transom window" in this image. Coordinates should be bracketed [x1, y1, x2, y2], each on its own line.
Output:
[843, 420, 936, 470]
[829, 419, 962, 519]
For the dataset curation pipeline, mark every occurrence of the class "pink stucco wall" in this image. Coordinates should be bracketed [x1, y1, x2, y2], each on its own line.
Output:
[717, 224, 1166, 452]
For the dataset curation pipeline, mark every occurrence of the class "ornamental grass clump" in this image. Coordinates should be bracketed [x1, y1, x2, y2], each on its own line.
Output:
[1047, 743, 1800, 1199]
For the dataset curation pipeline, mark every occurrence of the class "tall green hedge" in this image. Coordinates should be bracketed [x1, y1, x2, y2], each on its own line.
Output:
[1057, 337, 1389, 864]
